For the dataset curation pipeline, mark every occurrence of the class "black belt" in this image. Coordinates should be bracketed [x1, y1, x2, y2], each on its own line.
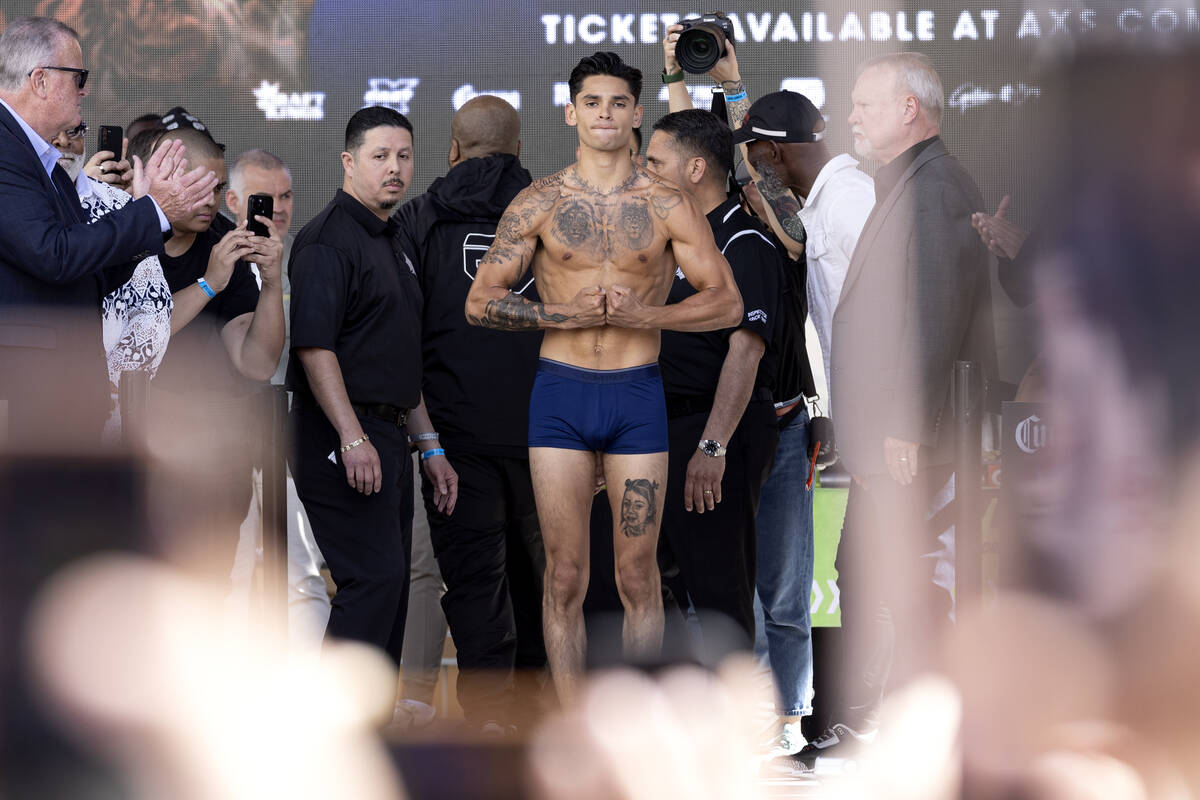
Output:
[665, 388, 772, 419]
[351, 403, 409, 427]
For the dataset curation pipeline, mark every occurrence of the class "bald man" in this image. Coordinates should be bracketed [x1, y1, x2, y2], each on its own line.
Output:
[395, 95, 546, 734]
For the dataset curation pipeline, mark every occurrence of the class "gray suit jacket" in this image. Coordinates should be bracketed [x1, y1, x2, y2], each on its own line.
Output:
[830, 137, 996, 477]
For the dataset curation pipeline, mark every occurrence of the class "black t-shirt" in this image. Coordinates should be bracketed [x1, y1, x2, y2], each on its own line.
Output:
[395, 154, 540, 458]
[659, 196, 779, 397]
[155, 216, 261, 396]
[287, 189, 423, 410]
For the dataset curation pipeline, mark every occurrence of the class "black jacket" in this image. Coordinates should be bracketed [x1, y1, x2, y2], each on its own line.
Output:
[395, 154, 540, 458]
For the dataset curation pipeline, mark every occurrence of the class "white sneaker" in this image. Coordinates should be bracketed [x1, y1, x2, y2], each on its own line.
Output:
[392, 699, 436, 730]
[765, 720, 807, 758]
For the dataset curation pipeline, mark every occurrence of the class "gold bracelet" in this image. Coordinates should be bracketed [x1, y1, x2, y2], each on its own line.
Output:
[340, 435, 369, 453]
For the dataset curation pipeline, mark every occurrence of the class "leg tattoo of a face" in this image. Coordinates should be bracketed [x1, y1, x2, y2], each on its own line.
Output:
[620, 478, 660, 538]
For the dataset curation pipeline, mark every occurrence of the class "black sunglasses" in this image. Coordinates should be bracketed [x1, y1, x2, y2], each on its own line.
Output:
[29, 66, 89, 90]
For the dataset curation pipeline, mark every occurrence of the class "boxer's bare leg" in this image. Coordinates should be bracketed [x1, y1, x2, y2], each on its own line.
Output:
[530, 446, 597, 704]
[603, 452, 667, 662]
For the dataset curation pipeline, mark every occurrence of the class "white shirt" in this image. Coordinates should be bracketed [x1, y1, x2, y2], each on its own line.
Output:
[795, 153, 874, 390]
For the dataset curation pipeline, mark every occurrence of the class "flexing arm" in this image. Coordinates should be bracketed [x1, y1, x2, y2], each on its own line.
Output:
[605, 187, 742, 332]
[683, 329, 765, 513]
[465, 178, 606, 330]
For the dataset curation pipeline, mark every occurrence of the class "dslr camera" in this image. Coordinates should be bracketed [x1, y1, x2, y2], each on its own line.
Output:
[676, 12, 735, 74]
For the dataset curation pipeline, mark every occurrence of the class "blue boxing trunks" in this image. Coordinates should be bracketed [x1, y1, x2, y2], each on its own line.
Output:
[528, 358, 669, 454]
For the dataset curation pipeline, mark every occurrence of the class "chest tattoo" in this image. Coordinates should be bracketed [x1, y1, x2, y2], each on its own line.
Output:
[550, 196, 656, 259]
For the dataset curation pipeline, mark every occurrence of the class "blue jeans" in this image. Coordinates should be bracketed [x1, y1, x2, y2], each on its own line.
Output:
[753, 407, 814, 716]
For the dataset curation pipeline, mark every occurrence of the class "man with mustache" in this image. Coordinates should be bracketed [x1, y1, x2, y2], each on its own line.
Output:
[289, 106, 457, 676]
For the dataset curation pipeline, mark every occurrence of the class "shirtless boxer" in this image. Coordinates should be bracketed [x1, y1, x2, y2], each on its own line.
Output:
[465, 51, 742, 702]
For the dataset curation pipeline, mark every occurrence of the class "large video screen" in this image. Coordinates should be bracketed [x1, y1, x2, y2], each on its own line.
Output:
[3, 2, 1191, 254]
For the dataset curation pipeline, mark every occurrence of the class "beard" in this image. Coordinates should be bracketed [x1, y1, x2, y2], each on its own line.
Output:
[59, 150, 87, 181]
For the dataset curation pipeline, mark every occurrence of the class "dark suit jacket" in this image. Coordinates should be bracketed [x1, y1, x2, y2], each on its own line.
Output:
[831, 137, 997, 477]
[0, 102, 164, 440]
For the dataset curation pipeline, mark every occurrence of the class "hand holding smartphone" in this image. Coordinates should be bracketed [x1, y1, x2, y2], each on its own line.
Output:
[247, 194, 273, 237]
[97, 125, 123, 162]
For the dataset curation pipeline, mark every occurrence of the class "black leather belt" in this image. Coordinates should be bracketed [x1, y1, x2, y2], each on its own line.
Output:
[665, 388, 774, 420]
[351, 403, 409, 427]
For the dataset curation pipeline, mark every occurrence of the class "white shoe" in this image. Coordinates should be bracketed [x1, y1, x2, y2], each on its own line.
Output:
[765, 720, 807, 758]
[392, 699, 436, 730]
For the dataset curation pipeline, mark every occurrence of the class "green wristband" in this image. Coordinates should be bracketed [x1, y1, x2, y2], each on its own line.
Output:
[662, 68, 685, 84]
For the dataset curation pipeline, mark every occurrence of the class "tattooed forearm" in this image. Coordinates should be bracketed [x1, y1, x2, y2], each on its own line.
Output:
[620, 478, 660, 538]
[467, 291, 571, 330]
[721, 78, 751, 129]
[754, 162, 808, 246]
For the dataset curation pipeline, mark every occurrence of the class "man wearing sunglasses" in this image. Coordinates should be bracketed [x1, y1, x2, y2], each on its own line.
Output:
[0, 16, 217, 445]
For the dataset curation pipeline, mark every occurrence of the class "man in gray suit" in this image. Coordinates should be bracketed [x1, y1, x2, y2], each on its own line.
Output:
[798, 53, 995, 764]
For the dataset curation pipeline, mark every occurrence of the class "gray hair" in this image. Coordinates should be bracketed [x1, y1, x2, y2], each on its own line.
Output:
[0, 17, 79, 93]
[859, 52, 944, 127]
[228, 148, 291, 199]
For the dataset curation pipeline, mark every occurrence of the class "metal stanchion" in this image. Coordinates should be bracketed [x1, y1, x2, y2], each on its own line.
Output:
[952, 360, 984, 610]
[260, 385, 290, 627]
[118, 370, 149, 448]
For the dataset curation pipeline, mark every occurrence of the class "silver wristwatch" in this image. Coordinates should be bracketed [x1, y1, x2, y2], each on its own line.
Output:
[697, 439, 726, 458]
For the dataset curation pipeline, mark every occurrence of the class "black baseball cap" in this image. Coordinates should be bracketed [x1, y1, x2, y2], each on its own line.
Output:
[731, 90, 824, 145]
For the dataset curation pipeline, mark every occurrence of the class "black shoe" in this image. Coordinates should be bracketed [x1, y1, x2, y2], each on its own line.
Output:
[793, 722, 876, 766]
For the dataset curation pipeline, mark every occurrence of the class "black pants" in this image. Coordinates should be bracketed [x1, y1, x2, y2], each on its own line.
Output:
[423, 451, 545, 724]
[290, 405, 413, 668]
[835, 463, 955, 726]
[658, 396, 779, 649]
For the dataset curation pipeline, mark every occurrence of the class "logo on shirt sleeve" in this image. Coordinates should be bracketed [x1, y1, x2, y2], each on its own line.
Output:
[463, 232, 533, 294]
[747, 309, 768, 323]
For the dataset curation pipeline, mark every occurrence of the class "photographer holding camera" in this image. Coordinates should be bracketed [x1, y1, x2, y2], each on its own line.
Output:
[663, 19, 871, 760]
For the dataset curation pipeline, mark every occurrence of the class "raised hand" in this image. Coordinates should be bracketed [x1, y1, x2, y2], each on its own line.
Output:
[246, 215, 283, 289]
[203, 225, 256, 293]
[972, 195, 1027, 260]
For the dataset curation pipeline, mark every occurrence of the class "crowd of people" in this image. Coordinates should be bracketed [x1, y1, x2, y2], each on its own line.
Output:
[3, 12, 1031, 787]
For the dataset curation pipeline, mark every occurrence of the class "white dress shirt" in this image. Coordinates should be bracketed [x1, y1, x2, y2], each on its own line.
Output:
[795, 153, 874, 390]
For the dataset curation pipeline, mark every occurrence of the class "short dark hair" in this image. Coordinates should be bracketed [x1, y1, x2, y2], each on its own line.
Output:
[631, 126, 643, 155]
[653, 109, 734, 185]
[345, 106, 413, 154]
[569, 51, 642, 104]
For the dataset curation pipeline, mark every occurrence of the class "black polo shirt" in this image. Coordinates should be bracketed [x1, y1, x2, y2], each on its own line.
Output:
[659, 196, 779, 398]
[287, 189, 423, 410]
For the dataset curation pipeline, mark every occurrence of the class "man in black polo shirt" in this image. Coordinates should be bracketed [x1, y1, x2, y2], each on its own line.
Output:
[645, 110, 780, 647]
[288, 106, 457, 670]
[395, 95, 546, 731]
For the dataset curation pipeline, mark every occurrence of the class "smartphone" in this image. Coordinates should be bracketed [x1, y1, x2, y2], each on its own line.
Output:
[97, 125, 123, 161]
[247, 194, 273, 237]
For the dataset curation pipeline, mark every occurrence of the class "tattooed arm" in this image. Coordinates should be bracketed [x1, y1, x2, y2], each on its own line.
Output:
[746, 159, 808, 260]
[708, 42, 751, 129]
[465, 178, 606, 331]
[606, 186, 742, 332]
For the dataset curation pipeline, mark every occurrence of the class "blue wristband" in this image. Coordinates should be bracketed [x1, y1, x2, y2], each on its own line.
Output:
[196, 277, 216, 298]
[725, 90, 747, 103]
[421, 448, 445, 461]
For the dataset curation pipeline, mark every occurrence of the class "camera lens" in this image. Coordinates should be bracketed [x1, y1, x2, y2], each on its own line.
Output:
[676, 23, 726, 73]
